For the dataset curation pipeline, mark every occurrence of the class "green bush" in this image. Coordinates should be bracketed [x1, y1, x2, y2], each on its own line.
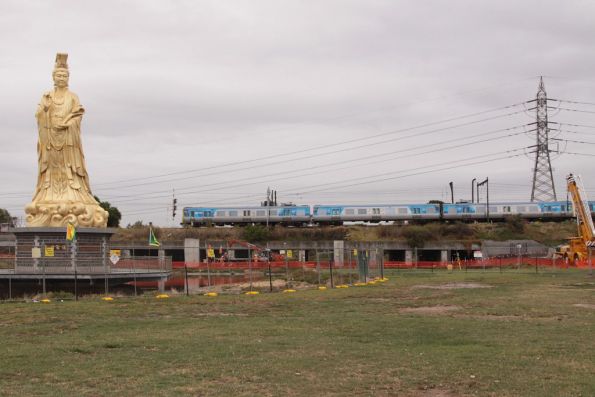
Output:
[401, 225, 433, 248]
[241, 225, 271, 243]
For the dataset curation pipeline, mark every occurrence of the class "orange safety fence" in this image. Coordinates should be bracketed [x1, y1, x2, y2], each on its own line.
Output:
[172, 257, 593, 271]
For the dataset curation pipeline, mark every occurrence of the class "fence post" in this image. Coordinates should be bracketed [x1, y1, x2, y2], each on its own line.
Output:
[329, 255, 334, 288]
[284, 250, 289, 287]
[74, 264, 78, 301]
[42, 253, 46, 297]
[248, 248, 253, 291]
[8, 274, 12, 300]
[133, 258, 137, 297]
[184, 263, 189, 296]
[316, 249, 320, 286]
[349, 249, 353, 284]
[268, 259, 273, 292]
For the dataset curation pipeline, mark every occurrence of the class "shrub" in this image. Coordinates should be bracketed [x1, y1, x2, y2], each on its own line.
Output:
[401, 226, 433, 248]
[242, 225, 271, 243]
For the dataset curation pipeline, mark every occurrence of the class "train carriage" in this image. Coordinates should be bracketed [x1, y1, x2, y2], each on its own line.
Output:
[182, 200, 595, 227]
[182, 205, 310, 226]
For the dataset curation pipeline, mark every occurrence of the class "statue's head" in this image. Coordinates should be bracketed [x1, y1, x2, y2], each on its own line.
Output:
[52, 53, 69, 88]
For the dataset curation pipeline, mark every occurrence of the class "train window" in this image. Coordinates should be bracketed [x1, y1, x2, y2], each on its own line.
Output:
[412, 208, 421, 214]
[517, 206, 526, 212]
[373, 208, 381, 215]
[229, 211, 238, 217]
[331, 208, 341, 215]
[529, 206, 539, 212]
[358, 209, 367, 215]
[502, 206, 511, 213]
[476, 206, 485, 213]
[427, 207, 435, 214]
[243, 210, 251, 216]
[256, 210, 265, 216]
[216, 211, 225, 217]
[345, 209, 354, 215]
[204, 211, 213, 217]
[489, 206, 497, 213]
[270, 210, 277, 216]
[462, 207, 473, 213]
[398, 208, 408, 214]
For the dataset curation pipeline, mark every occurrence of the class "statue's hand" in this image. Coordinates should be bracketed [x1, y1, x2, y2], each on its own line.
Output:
[42, 93, 52, 111]
[55, 123, 69, 130]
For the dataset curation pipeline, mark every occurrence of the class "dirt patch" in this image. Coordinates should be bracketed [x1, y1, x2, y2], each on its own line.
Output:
[573, 303, 595, 310]
[412, 283, 492, 290]
[400, 305, 461, 315]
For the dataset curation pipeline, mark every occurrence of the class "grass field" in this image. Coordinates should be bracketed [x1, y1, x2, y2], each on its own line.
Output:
[1, 271, 594, 396]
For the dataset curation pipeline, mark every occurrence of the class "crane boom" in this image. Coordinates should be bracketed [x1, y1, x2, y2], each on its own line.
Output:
[557, 174, 595, 263]
[567, 174, 595, 245]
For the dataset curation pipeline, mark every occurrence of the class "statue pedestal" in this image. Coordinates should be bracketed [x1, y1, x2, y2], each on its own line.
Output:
[11, 227, 116, 274]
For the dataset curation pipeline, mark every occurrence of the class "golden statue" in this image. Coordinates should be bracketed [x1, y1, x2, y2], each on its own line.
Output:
[25, 53, 108, 227]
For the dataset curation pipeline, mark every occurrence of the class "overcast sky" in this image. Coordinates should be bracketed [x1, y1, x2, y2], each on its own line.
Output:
[1, 0, 595, 226]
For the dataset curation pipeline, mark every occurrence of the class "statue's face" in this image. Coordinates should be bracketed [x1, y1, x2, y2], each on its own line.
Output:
[53, 70, 69, 88]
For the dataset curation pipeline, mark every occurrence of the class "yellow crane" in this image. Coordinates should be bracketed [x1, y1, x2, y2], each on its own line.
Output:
[556, 173, 595, 263]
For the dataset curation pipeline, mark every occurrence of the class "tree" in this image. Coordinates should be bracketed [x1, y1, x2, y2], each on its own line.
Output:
[0, 208, 12, 225]
[94, 196, 122, 228]
[127, 220, 145, 229]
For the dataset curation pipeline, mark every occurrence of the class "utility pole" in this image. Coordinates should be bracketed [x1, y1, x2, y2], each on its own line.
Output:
[530, 76, 557, 202]
[478, 177, 489, 222]
[449, 181, 454, 204]
[471, 178, 476, 203]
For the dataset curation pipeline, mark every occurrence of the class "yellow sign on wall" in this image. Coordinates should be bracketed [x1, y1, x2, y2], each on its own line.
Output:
[286, 250, 293, 259]
[109, 249, 121, 257]
[44, 246, 55, 257]
[207, 248, 215, 258]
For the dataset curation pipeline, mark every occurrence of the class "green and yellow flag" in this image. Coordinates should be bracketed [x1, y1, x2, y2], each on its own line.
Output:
[149, 227, 160, 247]
[66, 222, 77, 242]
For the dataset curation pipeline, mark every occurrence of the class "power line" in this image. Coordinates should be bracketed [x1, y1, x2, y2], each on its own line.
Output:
[291, 148, 528, 195]
[125, 149, 529, 217]
[108, 126, 529, 204]
[548, 106, 595, 115]
[90, 102, 530, 190]
[552, 99, 595, 107]
[564, 151, 595, 157]
[551, 138, 595, 145]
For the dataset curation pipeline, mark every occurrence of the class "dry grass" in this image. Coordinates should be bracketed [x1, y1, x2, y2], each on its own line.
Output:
[1, 270, 593, 396]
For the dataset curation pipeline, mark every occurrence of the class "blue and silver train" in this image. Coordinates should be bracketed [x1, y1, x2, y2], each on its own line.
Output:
[182, 201, 595, 226]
